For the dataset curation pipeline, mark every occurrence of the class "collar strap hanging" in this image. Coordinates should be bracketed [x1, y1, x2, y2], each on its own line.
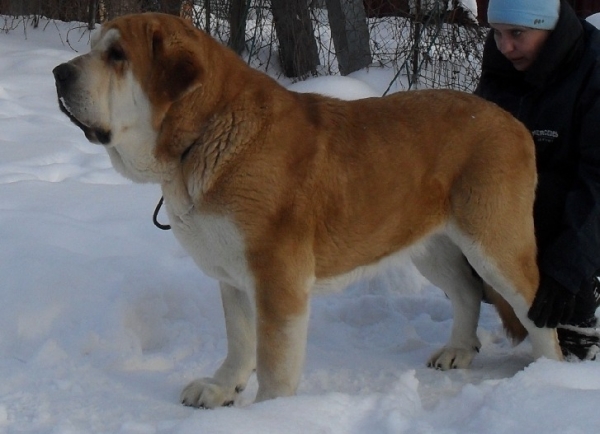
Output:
[152, 141, 198, 231]
[153, 196, 171, 230]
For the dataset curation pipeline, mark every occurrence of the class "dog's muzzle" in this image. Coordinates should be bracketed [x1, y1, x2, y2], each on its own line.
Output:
[52, 63, 112, 145]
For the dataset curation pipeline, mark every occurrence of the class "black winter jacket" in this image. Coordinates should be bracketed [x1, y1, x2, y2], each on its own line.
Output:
[475, 1, 600, 295]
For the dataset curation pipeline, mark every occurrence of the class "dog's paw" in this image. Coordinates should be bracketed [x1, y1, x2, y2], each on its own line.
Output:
[426, 346, 478, 370]
[180, 377, 242, 409]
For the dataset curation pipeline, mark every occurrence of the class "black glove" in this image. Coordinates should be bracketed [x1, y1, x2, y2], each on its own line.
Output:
[528, 273, 576, 328]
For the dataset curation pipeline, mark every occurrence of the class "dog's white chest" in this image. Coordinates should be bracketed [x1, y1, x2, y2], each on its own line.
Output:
[168, 208, 252, 290]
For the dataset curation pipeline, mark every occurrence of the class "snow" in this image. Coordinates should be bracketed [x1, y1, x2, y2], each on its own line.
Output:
[459, 0, 478, 16]
[587, 13, 600, 29]
[1, 17, 600, 434]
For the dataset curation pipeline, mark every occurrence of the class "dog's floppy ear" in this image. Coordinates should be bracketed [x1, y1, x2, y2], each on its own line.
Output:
[147, 22, 203, 103]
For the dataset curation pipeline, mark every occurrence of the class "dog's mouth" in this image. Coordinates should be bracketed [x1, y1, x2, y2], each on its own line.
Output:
[58, 97, 112, 145]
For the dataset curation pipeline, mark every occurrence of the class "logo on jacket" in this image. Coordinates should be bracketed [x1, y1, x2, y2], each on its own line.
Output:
[532, 129, 559, 143]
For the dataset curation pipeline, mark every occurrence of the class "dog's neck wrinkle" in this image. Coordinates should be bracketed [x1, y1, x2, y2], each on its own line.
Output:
[157, 64, 281, 200]
[180, 139, 197, 163]
[182, 111, 245, 198]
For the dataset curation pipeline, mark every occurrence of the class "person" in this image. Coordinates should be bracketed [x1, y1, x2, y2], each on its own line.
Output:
[475, 0, 600, 360]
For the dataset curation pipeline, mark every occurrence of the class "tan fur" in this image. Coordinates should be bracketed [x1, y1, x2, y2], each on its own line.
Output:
[53, 13, 562, 408]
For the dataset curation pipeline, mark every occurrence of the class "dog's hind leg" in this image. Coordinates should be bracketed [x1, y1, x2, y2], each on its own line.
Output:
[444, 129, 562, 362]
[181, 282, 256, 408]
[412, 234, 484, 370]
[449, 226, 563, 362]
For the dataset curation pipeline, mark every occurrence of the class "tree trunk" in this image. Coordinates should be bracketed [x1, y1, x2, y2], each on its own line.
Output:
[160, 0, 181, 15]
[87, 0, 98, 29]
[229, 0, 250, 54]
[271, 0, 320, 78]
[326, 0, 372, 75]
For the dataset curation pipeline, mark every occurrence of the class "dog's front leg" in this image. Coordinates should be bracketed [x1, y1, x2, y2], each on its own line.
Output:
[181, 282, 256, 408]
[254, 278, 311, 403]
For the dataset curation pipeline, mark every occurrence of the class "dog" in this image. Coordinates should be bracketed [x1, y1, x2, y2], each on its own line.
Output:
[53, 13, 562, 408]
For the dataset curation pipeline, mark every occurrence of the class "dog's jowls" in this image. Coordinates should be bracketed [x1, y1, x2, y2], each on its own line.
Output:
[53, 13, 562, 409]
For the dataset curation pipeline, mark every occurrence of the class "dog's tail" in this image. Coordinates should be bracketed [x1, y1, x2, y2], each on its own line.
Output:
[483, 283, 528, 343]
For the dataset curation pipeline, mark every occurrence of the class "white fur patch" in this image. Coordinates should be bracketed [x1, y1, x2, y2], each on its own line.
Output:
[168, 208, 253, 292]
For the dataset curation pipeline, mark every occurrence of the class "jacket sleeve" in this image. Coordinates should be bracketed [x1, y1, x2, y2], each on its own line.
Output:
[541, 83, 600, 293]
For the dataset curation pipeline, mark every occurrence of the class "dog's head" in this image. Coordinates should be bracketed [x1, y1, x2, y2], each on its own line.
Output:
[53, 13, 205, 182]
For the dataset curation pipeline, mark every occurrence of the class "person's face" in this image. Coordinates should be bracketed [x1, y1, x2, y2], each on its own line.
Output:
[491, 23, 551, 71]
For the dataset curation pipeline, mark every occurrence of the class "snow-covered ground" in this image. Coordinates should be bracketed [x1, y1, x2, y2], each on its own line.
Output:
[1, 16, 600, 434]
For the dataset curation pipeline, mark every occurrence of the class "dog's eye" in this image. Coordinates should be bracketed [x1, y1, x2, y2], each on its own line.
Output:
[107, 45, 126, 63]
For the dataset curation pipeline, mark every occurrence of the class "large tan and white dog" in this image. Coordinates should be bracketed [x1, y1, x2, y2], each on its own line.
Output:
[53, 13, 561, 408]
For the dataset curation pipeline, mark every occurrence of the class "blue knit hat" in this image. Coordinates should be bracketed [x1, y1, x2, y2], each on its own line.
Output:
[488, 0, 560, 30]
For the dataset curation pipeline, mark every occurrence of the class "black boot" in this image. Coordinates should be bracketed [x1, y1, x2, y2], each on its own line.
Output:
[557, 323, 600, 360]
[557, 275, 600, 361]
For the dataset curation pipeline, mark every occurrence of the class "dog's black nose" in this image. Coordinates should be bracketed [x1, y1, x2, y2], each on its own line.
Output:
[53, 63, 76, 87]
